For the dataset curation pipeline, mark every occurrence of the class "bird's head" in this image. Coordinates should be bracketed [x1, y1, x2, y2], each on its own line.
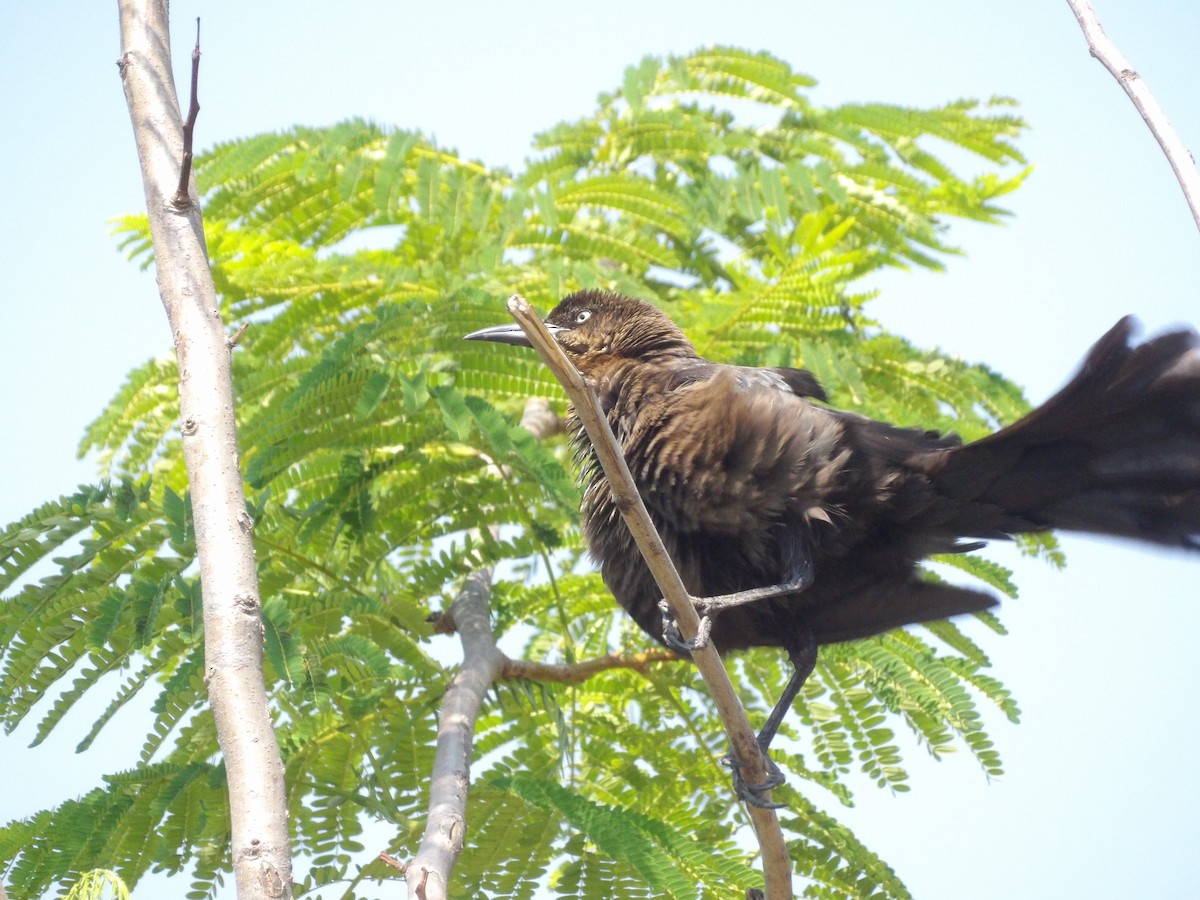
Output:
[464, 290, 696, 376]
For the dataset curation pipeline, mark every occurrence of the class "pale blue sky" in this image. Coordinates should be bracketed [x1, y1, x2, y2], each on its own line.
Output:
[2, 2, 1198, 897]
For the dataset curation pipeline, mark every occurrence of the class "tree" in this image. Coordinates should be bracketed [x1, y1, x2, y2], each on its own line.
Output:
[0, 47, 1040, 898]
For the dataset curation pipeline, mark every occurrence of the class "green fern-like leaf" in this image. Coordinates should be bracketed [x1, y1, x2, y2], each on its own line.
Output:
[1, 44, 1042, 899]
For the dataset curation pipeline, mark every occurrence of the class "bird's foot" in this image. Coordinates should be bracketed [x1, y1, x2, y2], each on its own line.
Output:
[723, 748, 786, 809]
[658, 599, 713, 653]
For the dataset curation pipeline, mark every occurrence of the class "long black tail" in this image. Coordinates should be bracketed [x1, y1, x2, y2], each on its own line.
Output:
[936, 316, 1200, 548]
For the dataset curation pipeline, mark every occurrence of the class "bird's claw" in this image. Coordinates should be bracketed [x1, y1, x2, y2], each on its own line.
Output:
[723, 749, 786, 809]
[658, 599, 712, 653]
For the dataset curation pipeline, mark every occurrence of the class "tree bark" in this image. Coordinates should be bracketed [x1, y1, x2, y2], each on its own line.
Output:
[407, 397, 563, 898]
[116, 2, 292, 897]
[406, 569, 503, 900]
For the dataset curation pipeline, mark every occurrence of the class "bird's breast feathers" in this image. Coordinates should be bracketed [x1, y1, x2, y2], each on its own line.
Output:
[588, 366, 851, 536]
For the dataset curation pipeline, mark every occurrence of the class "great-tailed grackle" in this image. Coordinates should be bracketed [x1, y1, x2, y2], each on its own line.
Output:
[467, 289, 1200, 804]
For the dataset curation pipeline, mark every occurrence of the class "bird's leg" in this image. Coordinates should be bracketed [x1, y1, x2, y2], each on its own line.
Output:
[699, 571, 815, 614]
[659, 552, 815, 653]
[756, 627, 817, 752]
[725, 626, 818, 808]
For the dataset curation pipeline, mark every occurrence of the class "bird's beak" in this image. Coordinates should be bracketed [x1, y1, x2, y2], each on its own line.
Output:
[464, 321, 563, 347]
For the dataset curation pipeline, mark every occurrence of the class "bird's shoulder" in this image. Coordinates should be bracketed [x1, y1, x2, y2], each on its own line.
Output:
[730, 364, 828, 402]
[626, 361, 964, 489]
[602, 355, 960, 469]
[615, 361, 843, 483]
[609, 357, 826, 409]
[641, 358, 827, 401]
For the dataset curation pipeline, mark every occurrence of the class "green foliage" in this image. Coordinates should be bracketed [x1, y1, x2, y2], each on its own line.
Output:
[0, 47, 1048, 898]
[64, 869, 131, 900]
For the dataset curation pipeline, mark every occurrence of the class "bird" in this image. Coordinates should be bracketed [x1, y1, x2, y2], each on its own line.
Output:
[466, 289, 1200, 805]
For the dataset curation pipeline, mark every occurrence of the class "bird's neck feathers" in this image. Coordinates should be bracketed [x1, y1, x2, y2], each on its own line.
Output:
[552, 290, 697, 375]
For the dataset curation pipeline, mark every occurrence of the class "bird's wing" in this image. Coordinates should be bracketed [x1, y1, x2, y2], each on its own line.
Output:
[621, 367, 846, 536]
[732, 365, 828, 402]
[620, 364, 975, 554]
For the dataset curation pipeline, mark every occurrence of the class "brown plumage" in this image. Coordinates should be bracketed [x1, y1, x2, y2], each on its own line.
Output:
[467, 289, 1200, 800]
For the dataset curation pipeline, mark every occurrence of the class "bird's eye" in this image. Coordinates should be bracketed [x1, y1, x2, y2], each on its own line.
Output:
[574, 310, 592, 325]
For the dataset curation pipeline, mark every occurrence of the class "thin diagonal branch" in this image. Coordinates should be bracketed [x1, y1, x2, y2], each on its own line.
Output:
[506, 293, 793, 900]
[1066, 0, 1200, 233]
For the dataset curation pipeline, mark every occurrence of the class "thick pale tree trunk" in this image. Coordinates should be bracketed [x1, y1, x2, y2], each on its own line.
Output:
[116, 2, 293, 896]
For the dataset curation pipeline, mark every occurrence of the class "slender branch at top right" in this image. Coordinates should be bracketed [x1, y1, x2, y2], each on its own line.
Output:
[1066, 0, 1200, 234]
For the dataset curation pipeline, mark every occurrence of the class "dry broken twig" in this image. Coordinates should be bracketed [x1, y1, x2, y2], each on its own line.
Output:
[172, 17, 201, 208]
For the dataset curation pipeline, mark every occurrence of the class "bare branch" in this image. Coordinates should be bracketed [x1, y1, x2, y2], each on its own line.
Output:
[411, 582, 675, 895]
[506, 294, 793, 900]
[1066, 0, 1200, 233]
[117, 3, 292, 897]
[379, 852, 406, 872]
[501, 648, 679, 683]
[409, 382, 667, 894]
[407, 569, 503, 900]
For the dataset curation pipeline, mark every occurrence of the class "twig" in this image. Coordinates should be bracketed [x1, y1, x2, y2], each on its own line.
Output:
[506, 293, 793, 900]
[1066, 0, 1200, 233]
[407, 569, 503, 900]
[410, 583, 679, 898]
[378, 853, 406, 872]
[227, 322, 250, 348]
[501, 648, 679, 683]
[171, 18, 201, 208]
